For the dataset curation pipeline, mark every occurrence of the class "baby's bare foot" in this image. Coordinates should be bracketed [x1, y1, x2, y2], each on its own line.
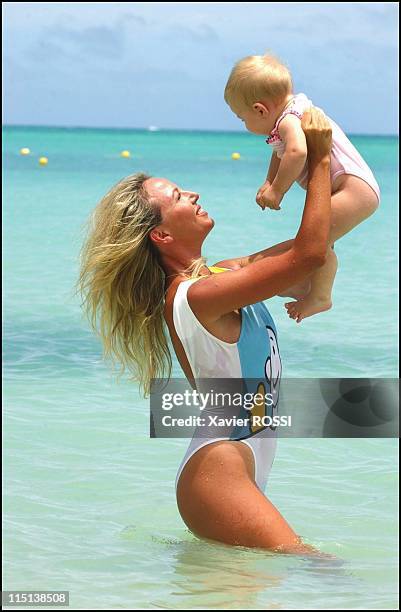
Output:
[284, 296, 332, 323]
[278, 279, 311, 301]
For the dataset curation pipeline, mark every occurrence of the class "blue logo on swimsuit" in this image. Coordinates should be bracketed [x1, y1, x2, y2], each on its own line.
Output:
[231, 325, 282, 439]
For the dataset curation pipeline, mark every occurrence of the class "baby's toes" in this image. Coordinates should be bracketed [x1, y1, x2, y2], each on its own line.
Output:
[285, 302, 297, 314]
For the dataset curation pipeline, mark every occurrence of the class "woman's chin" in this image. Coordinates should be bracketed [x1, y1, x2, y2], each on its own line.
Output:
[206, 216, 215, 230]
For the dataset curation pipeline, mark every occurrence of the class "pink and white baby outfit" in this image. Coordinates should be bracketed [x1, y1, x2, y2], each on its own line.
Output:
[266, 93, 380, 202]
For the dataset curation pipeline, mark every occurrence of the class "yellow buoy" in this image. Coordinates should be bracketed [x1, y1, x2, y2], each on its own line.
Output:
[39, 157, 48, 166]
[231, 152, 241, 160]
[120, 150, 131, 158]
[20, 147, 30, 155]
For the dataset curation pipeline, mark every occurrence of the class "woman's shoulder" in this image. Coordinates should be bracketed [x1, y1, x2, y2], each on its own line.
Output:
[211, 261, 242, 271]
[164, 275, 204, 328]
[164, 276, 192, 317]
[165, 267, 229, 316]
[164, 267, 232, 331]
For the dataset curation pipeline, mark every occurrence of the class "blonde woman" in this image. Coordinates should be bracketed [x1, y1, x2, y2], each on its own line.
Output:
[79, 109, 332, 554]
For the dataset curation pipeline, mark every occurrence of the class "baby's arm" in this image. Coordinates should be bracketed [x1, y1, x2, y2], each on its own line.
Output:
[266, 151, 281, 183]
[256, 152, 281, 206]
[271, 114, 308, 195]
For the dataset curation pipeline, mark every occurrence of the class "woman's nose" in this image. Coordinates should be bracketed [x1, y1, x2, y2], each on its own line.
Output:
[189, 192, 199, 204]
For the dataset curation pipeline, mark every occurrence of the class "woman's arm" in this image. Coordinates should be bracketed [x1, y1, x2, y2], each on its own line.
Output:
[190, 108, 332, 321]
[213, 239, 295, 270]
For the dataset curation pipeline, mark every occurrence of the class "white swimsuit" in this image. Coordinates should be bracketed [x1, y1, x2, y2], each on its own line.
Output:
[173, 267, 282, 494]
[267, 93, 381, 202]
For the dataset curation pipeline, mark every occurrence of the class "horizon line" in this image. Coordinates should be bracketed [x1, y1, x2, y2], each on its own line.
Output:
[2, 123, 398, 138]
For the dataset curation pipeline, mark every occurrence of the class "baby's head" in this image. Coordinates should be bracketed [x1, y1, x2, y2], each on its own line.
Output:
[224, 54, 293, 134]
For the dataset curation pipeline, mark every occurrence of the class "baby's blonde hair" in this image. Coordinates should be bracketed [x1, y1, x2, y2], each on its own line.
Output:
[224, 53, 293, 112]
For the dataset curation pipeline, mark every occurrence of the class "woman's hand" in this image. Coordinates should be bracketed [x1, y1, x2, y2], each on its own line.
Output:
[301, 107, 332, 164]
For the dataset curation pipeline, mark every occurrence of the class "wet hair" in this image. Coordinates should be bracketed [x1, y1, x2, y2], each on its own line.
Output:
[77, 172, 207, 397]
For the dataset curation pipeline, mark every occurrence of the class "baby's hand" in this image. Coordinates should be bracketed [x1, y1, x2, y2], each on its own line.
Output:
[256, 183, 284, 210]
[256, 181, 271, 209]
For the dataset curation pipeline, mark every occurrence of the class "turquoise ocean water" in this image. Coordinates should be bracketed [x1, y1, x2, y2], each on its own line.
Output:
[3, 126, 399, 609]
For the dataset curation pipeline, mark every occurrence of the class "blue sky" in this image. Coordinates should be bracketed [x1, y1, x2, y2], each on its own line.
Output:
[3, 2, 399, 133]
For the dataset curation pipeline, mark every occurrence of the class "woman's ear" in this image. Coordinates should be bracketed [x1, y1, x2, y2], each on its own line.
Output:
[149, 227, 173, 246]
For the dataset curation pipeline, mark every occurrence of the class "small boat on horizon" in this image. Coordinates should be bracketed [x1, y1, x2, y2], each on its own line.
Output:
[148, 125, 159, 132]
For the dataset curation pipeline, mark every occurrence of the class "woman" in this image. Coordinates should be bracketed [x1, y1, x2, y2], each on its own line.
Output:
[79, 109, 332, 554]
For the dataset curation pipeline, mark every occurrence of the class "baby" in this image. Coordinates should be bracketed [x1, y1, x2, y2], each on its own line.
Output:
[224, 54, 380, 322]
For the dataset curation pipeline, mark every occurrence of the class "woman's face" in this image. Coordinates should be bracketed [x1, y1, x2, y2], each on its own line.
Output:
[145, 177, 214, 247]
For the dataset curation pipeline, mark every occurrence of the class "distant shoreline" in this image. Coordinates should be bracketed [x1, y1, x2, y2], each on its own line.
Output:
[2, 124, 398, 138]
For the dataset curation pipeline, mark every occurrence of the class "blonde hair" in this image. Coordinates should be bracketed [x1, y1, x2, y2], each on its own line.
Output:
[77, 173, 208, 397]
[224, 53, 293, 112]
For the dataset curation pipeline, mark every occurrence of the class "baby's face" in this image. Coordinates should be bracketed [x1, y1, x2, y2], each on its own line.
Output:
[235, 105, 275, 136]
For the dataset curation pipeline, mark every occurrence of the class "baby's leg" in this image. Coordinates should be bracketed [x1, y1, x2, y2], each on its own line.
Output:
[329, 174, 379, 243]
[285, 247, 337, 323]
[285, 175, 379, 322]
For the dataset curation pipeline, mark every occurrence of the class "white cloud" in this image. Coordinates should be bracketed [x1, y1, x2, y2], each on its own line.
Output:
[3, 2, 398, 132]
